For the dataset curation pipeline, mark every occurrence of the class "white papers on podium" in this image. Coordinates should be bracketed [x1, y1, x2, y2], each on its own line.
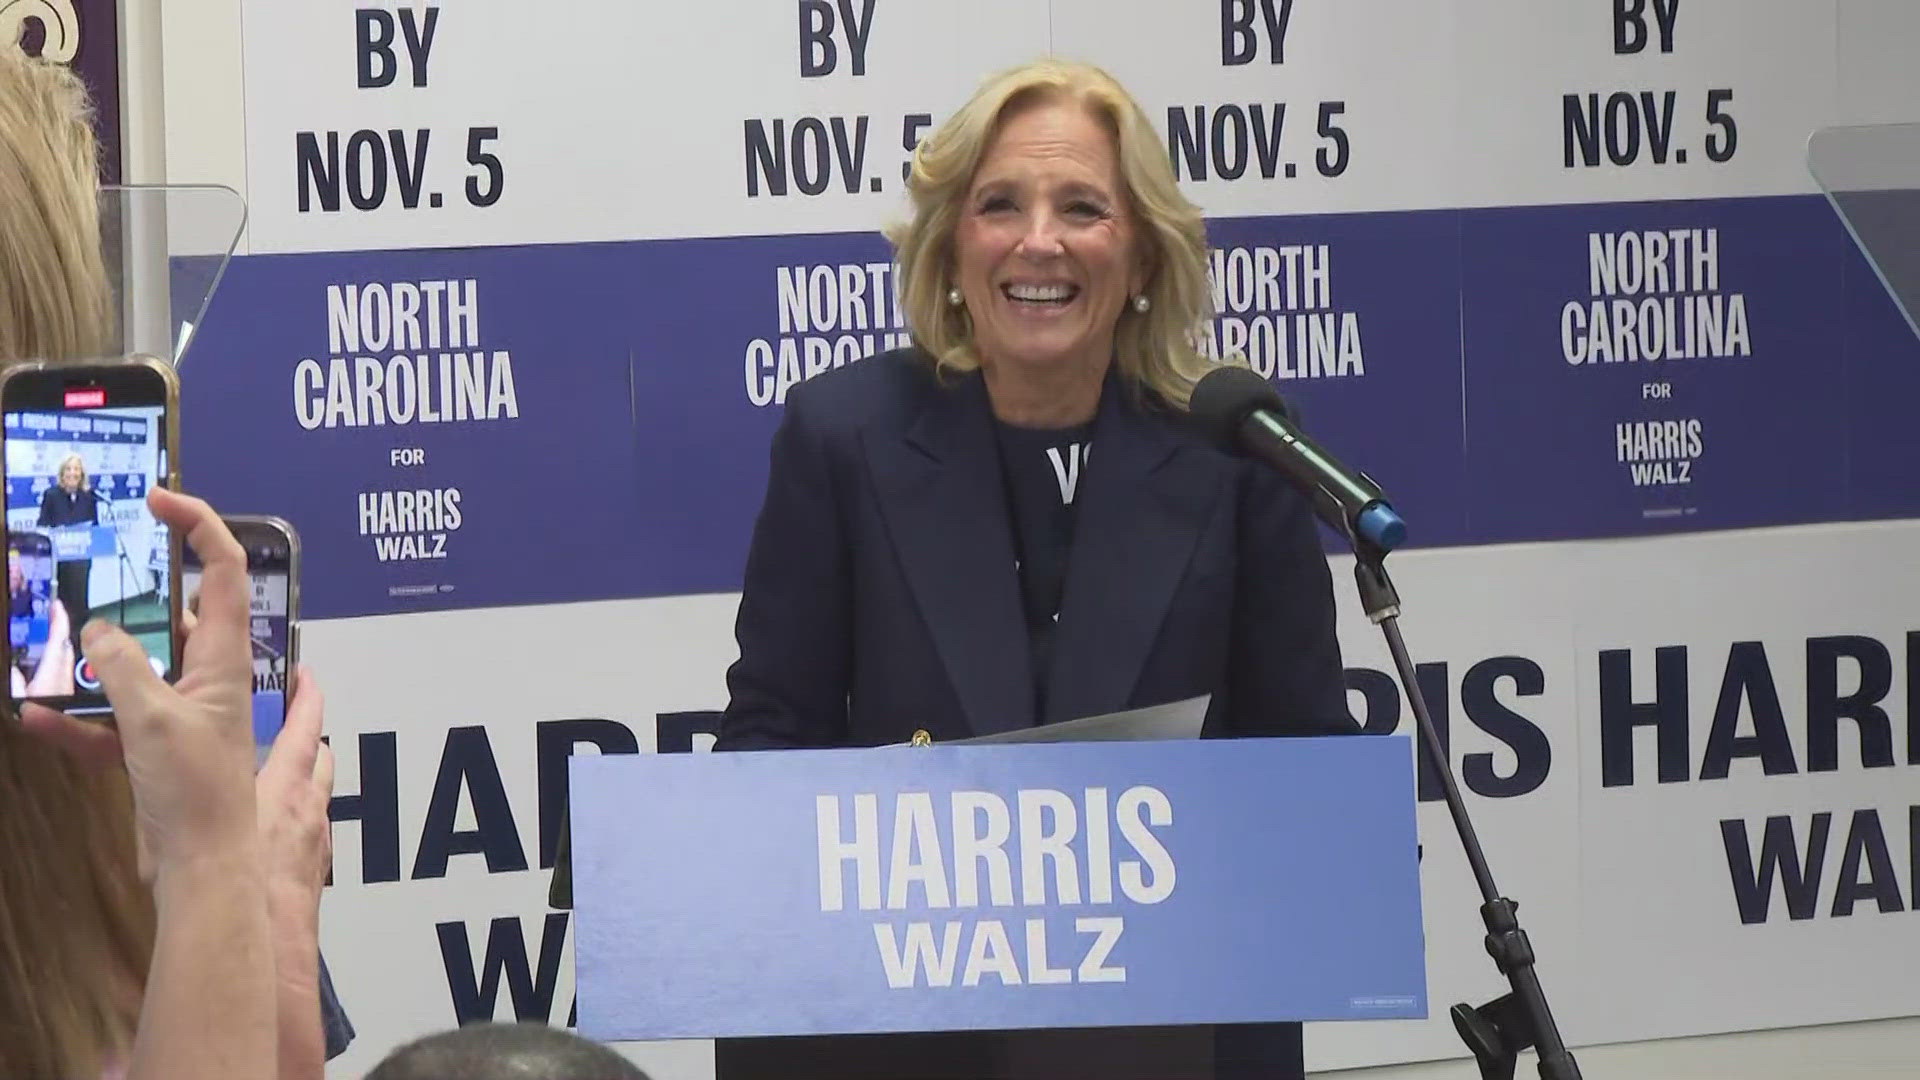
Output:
[949, 695, 1210, 744]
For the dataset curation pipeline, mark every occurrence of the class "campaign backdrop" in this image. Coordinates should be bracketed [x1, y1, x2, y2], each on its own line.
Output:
[163, 0, 1920, 1076]
[186, 0, 1920, 619]
[295, 525, 1920, 1078]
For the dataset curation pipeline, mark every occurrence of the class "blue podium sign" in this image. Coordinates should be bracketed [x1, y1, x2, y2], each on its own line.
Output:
[48, 525, 115, 562]
[572, 735, 1426, 1042]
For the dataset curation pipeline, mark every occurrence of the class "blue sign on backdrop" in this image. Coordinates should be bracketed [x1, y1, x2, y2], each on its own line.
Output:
[178, 194, 1920, 619]
[570, 735, 1426, 1041]
[626, 230, 900, 598]
[180, 244, 644, 617]
[1207, 209, 1471, 549]
[1460, 194, 1853, 541]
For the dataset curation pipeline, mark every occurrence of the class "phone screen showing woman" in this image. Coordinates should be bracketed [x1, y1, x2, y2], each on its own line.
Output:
[2, 364, 177, 713]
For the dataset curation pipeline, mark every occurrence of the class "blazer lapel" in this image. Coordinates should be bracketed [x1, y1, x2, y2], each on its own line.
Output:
[1043, 379, 1232, 723]
[864, 371, 1036, 737]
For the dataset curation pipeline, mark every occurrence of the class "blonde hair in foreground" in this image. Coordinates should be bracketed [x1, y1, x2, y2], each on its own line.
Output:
[887, 58, 1216, 408]
[0, 45, 111, 364]
[0, 47, 152, 1080]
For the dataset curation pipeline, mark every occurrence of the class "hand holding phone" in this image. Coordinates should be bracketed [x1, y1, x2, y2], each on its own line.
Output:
[17, 487, 256, 864]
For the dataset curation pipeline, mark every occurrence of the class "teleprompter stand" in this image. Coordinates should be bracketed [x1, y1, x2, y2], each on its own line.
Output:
[1352, 544, 1582, 1080]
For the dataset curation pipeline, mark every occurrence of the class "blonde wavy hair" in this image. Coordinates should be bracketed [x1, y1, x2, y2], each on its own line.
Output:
[886, 57, 1215, 408]
[56, 449, 86, 487]
[0, 47, 152, 1080]
[0, 46, 109, 364]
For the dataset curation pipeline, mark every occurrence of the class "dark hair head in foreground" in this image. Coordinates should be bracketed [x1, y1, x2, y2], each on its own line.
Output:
[365, 1022, 651, 1080]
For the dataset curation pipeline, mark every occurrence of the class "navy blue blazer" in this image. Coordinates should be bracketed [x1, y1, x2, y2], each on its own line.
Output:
[37, 485, 98, 529]
[717, 347, 1355, 749]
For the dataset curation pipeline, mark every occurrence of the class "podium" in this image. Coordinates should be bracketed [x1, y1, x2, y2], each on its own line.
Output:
[567, 734, 1425, 1054]
[47, 524, 116, 562]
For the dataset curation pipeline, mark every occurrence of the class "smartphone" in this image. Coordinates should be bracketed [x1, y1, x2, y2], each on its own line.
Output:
[0, 358, 181, 716]
[182, 515, 299, 752]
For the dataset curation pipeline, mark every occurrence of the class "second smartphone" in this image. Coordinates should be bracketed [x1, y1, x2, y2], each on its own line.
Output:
[2, 358, 180, 716]
[182, 515, 300, 750]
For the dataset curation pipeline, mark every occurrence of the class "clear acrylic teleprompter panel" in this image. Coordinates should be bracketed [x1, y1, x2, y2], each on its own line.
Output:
[1808, 122, 1920, 344]
[95, 184, 246, 366]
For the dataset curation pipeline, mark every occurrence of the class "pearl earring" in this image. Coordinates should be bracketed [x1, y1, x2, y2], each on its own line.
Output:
[1131, 294, 1151, 313]
[947, 287, 964, 307]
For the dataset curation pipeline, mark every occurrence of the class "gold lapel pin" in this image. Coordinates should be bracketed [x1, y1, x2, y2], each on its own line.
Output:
[910, 729, 933, 747]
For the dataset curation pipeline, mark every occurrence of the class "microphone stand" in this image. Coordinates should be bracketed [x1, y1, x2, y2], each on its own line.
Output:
[91, 489, 140, 631]
[1350, 539, 1582, 1080]
[549, 801, 573, 910]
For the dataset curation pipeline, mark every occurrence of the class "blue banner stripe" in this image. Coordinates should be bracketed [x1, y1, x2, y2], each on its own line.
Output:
[175, 193, 1920, 619]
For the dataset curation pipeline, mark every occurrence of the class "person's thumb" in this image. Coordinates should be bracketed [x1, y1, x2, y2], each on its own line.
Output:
[80, 620, 166, 723]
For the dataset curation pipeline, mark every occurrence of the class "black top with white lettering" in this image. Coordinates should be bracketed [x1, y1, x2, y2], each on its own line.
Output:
[993, 419, 1092, 719]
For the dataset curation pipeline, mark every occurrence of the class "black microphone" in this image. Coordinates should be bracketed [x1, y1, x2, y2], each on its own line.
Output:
[1189, 365, 1406, 552]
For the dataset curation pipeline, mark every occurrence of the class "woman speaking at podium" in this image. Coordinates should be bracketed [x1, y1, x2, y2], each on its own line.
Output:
[38, 452, 98, 652]
[715, 58, 1356, 1080]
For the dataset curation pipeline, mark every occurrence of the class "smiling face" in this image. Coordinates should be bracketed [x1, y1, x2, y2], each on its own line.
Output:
[952, 97, 1145, 378]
